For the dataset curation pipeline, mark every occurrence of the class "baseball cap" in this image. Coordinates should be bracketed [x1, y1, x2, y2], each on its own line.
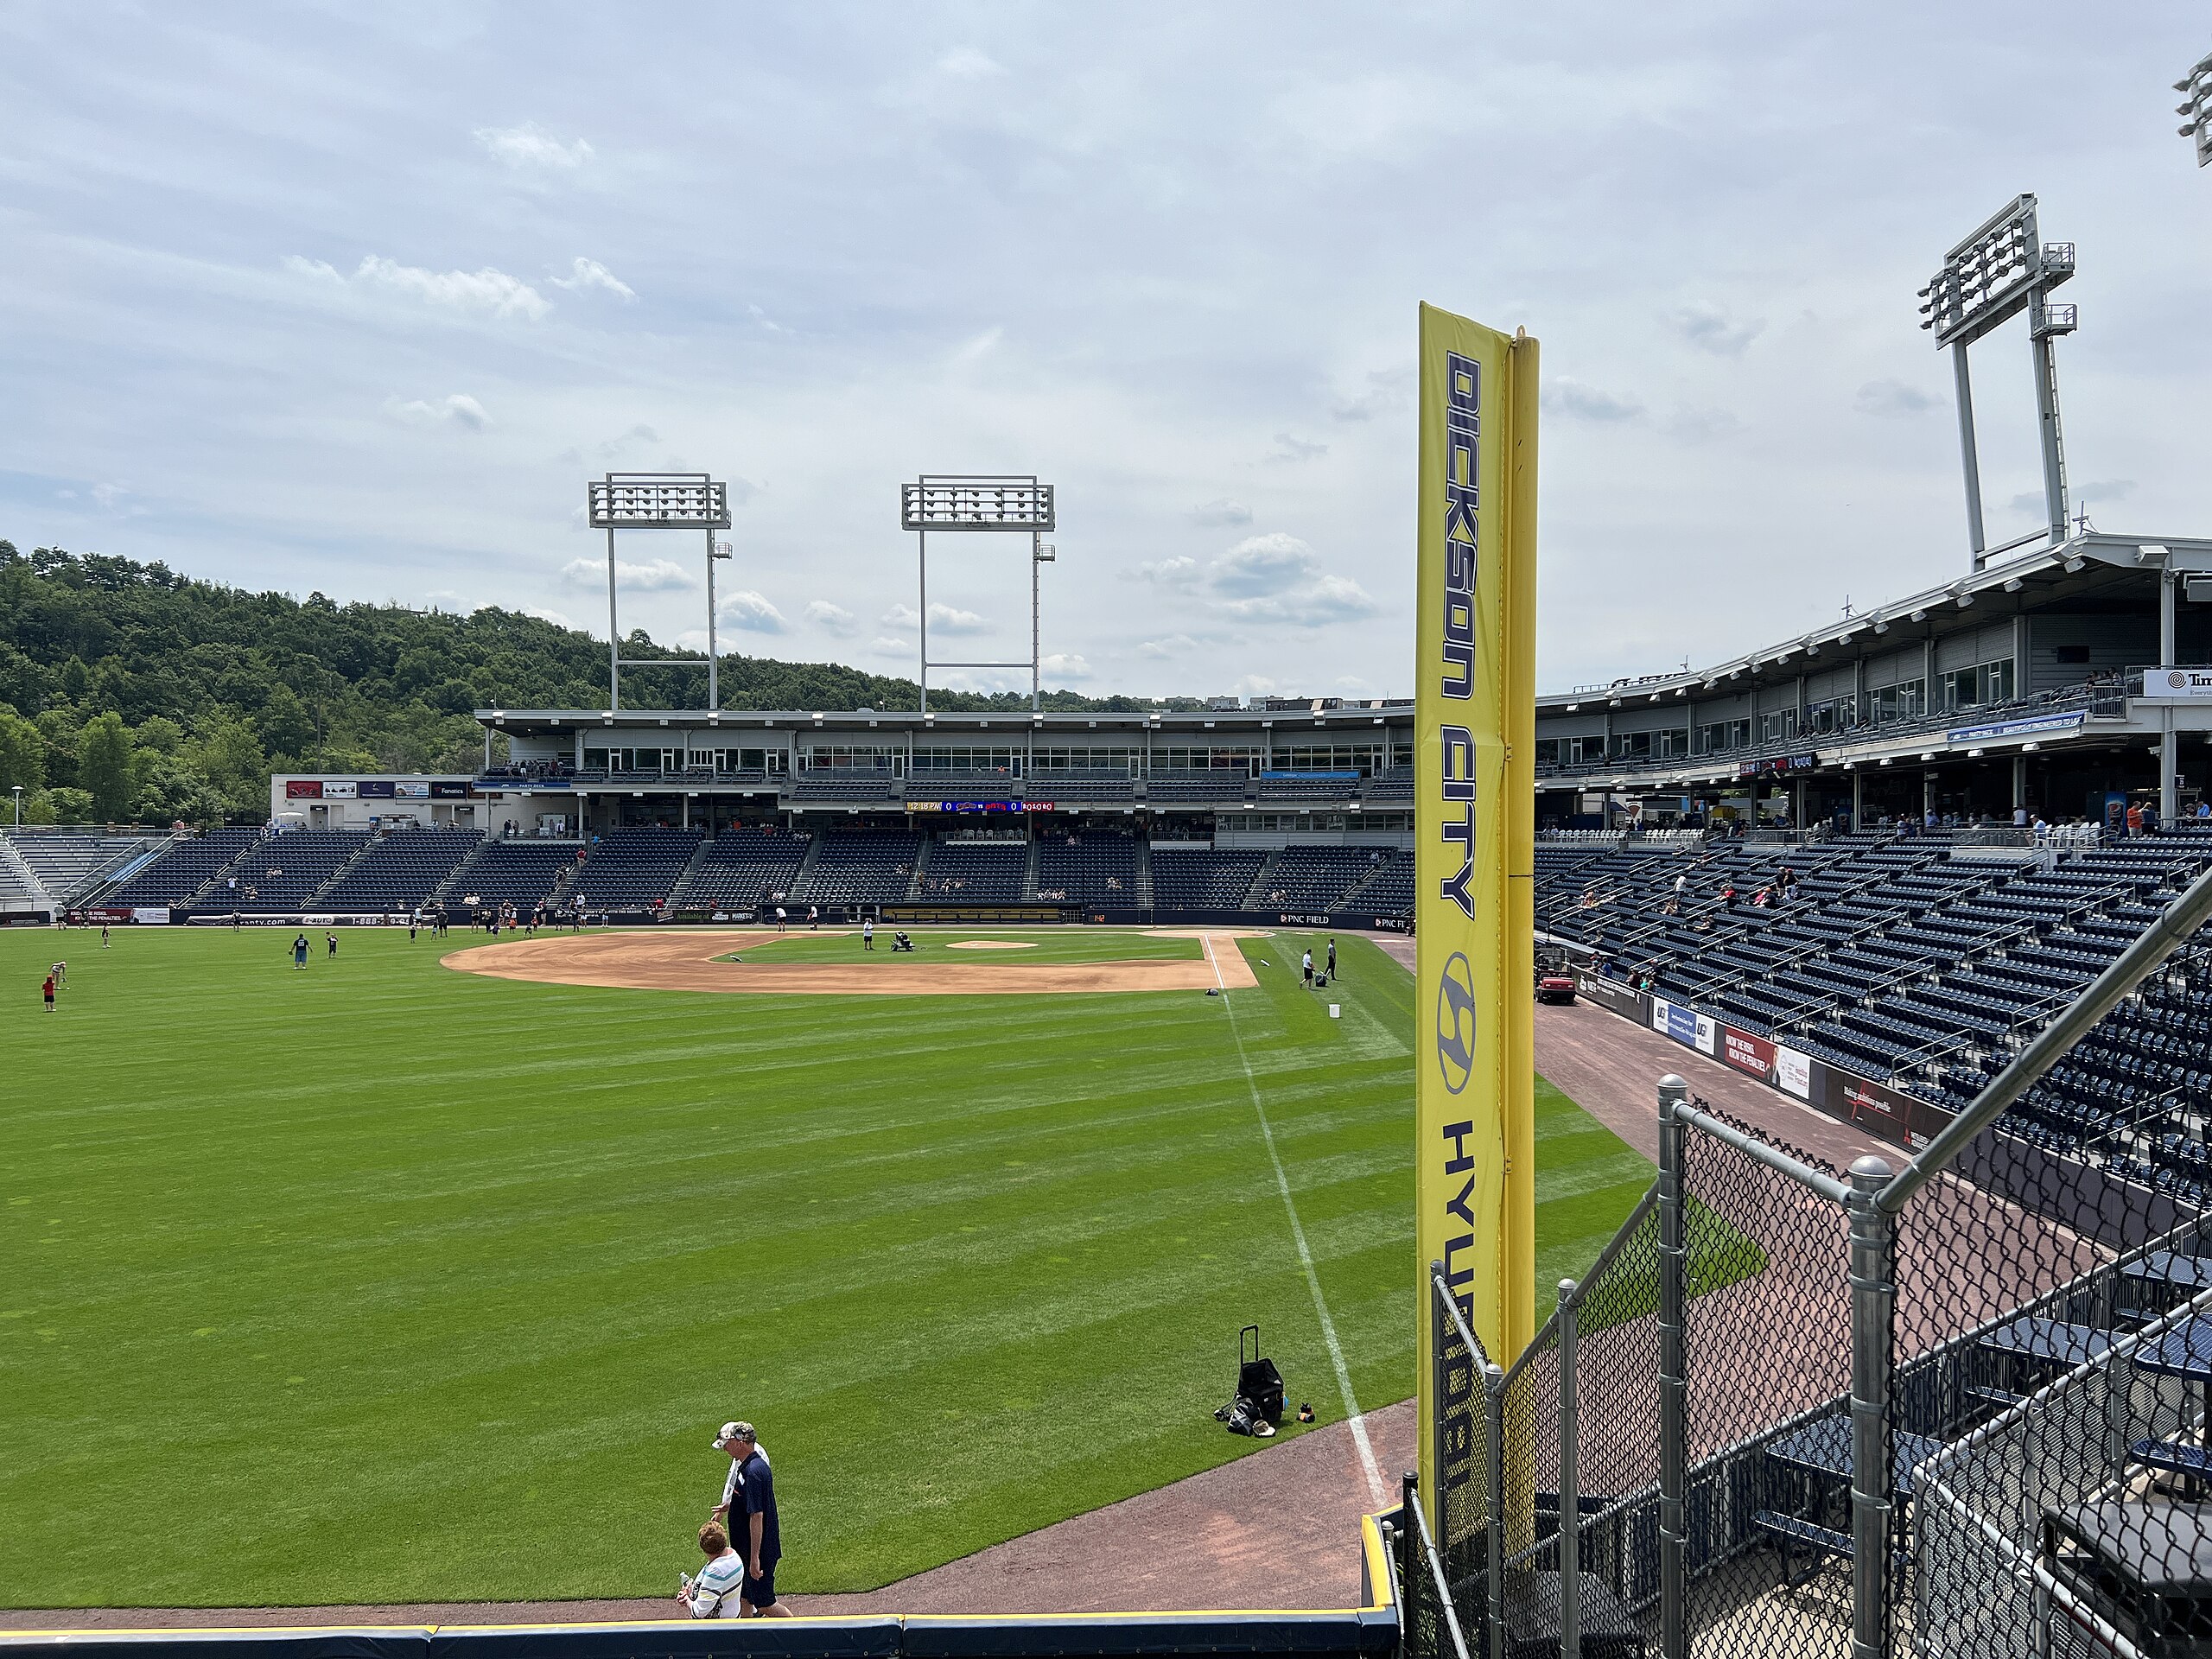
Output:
[712, 1421, 755, 1450]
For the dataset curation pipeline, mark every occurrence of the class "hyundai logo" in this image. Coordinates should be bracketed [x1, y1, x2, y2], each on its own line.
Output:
[1436, 951, 1476, 1094]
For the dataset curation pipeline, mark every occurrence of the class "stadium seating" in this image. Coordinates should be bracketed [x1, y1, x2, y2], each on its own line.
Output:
[1252, 846, 1391, 910]
[918, 837, 1027, 900]
[673, 828, 808, 909]
[566, 828, 703, 909]
[1145, 770, 1252, 804]
[6, 832, 151, 901]
[452, 840, 578, 907]
[315, 829, 483, 912]
[1035, 829, 1139, 903]
[1027, 772, 1138, 804]
[802, 830, 923, 905]
[1150, 845, 1268, 909]
[224, 831, 372, 911]
[108, 827, 265, 908]
[1340, 852, 1413, 915]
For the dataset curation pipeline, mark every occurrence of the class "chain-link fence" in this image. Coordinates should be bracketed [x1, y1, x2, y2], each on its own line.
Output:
[1402, 858, 2212, 1659]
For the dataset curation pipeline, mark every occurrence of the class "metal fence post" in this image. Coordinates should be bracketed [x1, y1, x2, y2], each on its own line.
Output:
[1429, 1260, 1447, 1553]
[1656, 1076, 1689, 1659]
[1402, 1469, 1421, 1659]
[1485, 1360, 1506, 1659]
[1847, 1154, 1896, 1659]
[1558, 1276, 1580, 1659]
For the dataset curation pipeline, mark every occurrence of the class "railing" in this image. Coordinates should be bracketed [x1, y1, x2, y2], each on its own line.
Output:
[1408, 858, 2212, 1659]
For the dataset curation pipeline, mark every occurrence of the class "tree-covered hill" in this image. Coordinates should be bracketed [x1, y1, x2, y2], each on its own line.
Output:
[0, 539, 1178, 826]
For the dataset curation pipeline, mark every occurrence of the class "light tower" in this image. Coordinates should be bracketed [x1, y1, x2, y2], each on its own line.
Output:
[899, 475, 1058, 714]
[584, 473, 734, 709]
[1916, 194, 2077, 568]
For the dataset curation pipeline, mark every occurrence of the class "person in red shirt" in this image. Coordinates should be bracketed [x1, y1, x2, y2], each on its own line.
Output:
[42, 974, 57, 1013]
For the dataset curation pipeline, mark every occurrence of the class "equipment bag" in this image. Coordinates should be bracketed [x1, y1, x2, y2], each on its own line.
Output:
[1237, 1324, 1286, 1426]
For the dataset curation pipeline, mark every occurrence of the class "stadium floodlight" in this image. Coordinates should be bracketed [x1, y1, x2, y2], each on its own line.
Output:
[585, 474, 734, 711]
[1917, 194, 2078, 565]
[899, 474, 1059, 715]
[2179, 50, 2212, 166]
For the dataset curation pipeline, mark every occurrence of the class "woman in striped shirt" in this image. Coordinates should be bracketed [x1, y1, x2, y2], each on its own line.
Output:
[677, 1522, 745, 1618]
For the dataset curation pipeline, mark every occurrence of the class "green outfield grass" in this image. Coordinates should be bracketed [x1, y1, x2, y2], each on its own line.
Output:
[2, 925, 1651, 1607]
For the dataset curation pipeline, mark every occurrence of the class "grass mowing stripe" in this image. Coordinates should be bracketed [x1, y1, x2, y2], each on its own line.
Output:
[1217, 941, 1387, 1510]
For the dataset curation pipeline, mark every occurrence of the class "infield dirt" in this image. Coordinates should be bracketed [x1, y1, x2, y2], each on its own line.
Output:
[442, 928, 1264, 995]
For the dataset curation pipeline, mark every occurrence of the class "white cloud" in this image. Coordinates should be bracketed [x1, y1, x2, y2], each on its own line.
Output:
[1210, 532, 1319, 595]
[387, 393, 491, 430]
[524, 606, 574, 629]
[1189, 499, 1252, 527]
[1040, 652, 1091, 681]
[1544, 377, 1643, 422]
[1217, 572, 1382, 626]
[805, 600, 858, 635]
[597, 423, 659, 458]
[288, 254, 550, 320]
[561, 556, 696, 592]
[719, 590, 787, 633]
[871, 636, 912, 655]
[747, 302, 792, 336]
[550, 257, 635, 300]
[938, 46, 1005, 79]
[882, 601, 988, 633]
[1332, 365, 1413, 422]
[1267, 431, 1328, 463]
[1669, 303, 1764, 357]
[1140, 634, 1198, 658]
[1664, 404, 1739, 442]
[1127, 555, 1201, 587]
[90, 481, 130, 510]
[1855, 378, 1937, 416]
[474, 123, 594, 168]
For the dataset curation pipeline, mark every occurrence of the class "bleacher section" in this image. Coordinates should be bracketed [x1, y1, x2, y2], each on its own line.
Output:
[673, 829, 807, 910]
[567, 828, 702, 910]
[453, 841, 578, 907]
[1541, 827, 2212, 1106]
[6, 832, 149, 901]
[107, 827, 264, 908]
[1035, 830, 1139, 903]
[1150, 846, 1268, 909]
[1345, 853, 1413, 914]
[1145, 771, 1252, 804]
[918, 839, 1027, 900]
[316, 829, 483, 912]
[226, 831, 372, 911]
[1253, 846, 1394, 910]
[803, 830, 923, 905]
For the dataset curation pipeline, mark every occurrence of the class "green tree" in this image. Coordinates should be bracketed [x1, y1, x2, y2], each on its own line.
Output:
[76, 710, 136, 821]
[257, 685, 315, 760]
[0, 702, 45, 793]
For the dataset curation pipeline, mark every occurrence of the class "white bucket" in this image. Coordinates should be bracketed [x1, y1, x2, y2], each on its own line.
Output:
[1329, 1004, 1341, 1019]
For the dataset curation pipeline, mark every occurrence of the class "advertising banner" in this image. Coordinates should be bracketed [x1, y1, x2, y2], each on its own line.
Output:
[324, 781, 359, 799]
[429, 780, 470, 799]
[1694, 1012, 1719, 1056]
[395, 782, 430, 800]
[1415, 303, 1539, 1522]
[2136, 669, 2212, 704]
[1946, 710, 2086, 742]
[1774, 1044, 1813, 1101]
[1721, 1025, 1776, 1077]
[358, 780, 397, 798]
[285, 780, 322, 799]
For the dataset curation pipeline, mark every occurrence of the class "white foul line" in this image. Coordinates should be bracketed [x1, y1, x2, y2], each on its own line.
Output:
[1214, 937, 1389, 1510]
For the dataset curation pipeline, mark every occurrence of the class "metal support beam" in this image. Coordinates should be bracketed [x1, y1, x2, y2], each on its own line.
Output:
[2164, 569, 2180, 824]
[1656, 1077, 1689, 1659]
[2031, 334, 2070, 548]
[1558, 1276, 1580, 1659]
[1951, 344, 1986, 566]
[607, 526, 620, 710]
[1847, 1155, 1896, 1659]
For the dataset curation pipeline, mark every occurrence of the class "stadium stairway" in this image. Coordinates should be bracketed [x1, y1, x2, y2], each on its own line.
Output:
[902, 835, 936, 902]
[787, 830, 824, 899]
[300, 835, 384, 906]
[429, 837, 494, 905]
[676, 832, 716, 895]
[0, 836, 45, 909]
[1135, 838, 1154, 906]
[1022, 835, 1042, 901]
[1238, 849, 1283, 910]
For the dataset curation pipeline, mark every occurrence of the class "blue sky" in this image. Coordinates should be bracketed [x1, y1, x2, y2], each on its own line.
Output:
[2, 3, 2207, 697]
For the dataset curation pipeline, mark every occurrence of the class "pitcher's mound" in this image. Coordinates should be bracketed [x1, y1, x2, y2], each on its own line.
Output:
[947, 940, 1038, 950]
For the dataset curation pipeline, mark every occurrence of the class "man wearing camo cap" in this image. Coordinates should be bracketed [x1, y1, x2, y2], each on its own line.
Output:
[709, 1421, 788, 1617]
